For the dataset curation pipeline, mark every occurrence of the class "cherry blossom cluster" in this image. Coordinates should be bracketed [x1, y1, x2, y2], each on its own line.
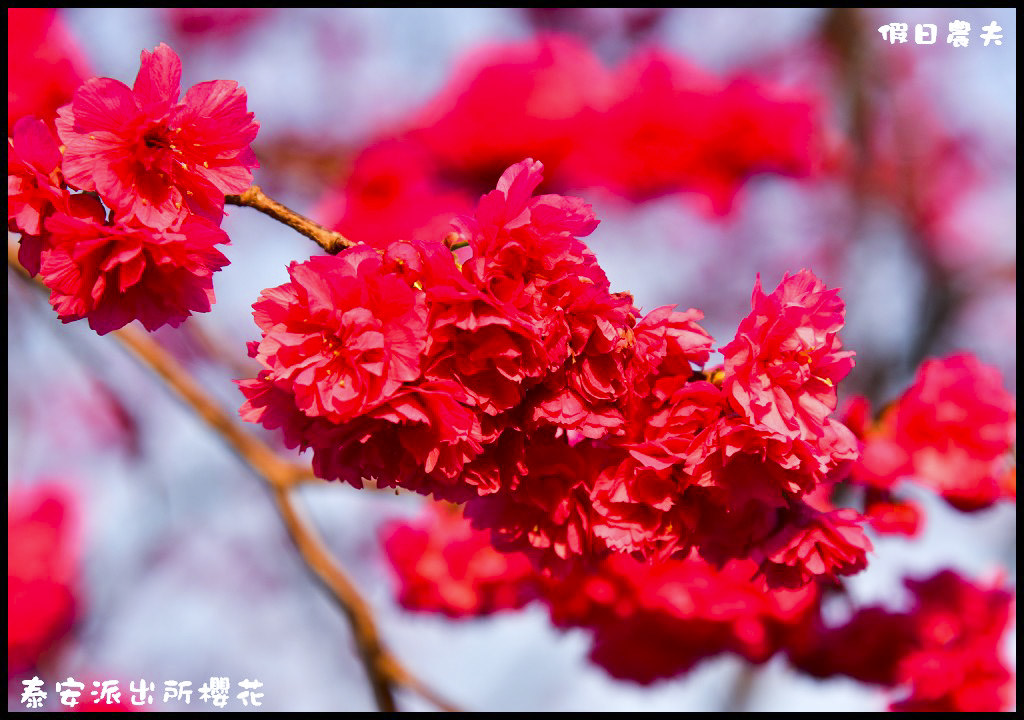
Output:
[383, 501, 818, 683]
[838, 353, 1016, 536]
[381, 502, 1015, 710]
[242, 158, 870, 588]
[789, 569, 1016, 712]
[319, 34, 822, 249]
[7, 43, 258, 334]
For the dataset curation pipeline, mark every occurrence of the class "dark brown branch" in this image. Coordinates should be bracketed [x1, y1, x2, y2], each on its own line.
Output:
[226, 185, 356, 254]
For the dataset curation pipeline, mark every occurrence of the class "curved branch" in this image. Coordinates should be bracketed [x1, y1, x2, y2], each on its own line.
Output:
[8, 240, 461, 712]
[226, 185, 356, 254]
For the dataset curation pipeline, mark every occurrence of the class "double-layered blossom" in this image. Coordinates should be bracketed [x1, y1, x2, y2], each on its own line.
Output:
[721, 270, 854, 441]
[752, 505, 872, 589]
[10, 44, 256, 335]
[38, 196, 230, 334]
[239, 245, 483, 497]
[584, 271, 863, 582]
[55, 43, 258, 226]
[434, 159, 604, 417]
[8, 117, 67, 275]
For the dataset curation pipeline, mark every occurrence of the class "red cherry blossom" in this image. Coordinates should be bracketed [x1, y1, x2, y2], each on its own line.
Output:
[8, 485, 78, 676]
[239, 243, 484, 498]
[753, 506, 872, 589]
[8, 116, 67, 275]
[892, 353, 1016, 512]
[56, 43, 258, 227]
[410, 34, 611, 185]
[7, 8, 89, 133]
[247, 250, 429, 424]
[721, 270, 854, 443]
[381, 503, 538, 617]
[38, 195, 230, 334]
[561, 50, 822, 212]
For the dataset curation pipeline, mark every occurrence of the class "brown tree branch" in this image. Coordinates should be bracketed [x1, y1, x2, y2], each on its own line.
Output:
[8, 240, 461, 712]
[226, 185, 356, 254]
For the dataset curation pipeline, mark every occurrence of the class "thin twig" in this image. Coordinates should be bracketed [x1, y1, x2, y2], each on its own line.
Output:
[226, 185, 356, 254]
[8, 240, 461, 712]
[272, 486, 457, 713]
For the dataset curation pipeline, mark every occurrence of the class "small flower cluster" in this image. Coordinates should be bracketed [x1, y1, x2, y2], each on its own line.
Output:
[8, 43, 258, 334]
[381, 503, 537, 618]
[840, 353, 1016, 535]
[243, 158, 869, 587]
[320, 34, 823, 248]
[381, 503, 1015, 709]
[379, 503, 820, 682]
[789, 570, 1015, 712]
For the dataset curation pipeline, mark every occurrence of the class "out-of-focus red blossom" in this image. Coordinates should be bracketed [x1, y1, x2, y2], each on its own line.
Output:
[892, 353, 1016, 511]
[8, 485, 78, 677]
[381, 504, 538, 617]
[753, 506, 872, 590]
[8, 116, 67, 275]
[541, 551, 819, 684]
[326, 35, 824, 233]
[862, 489, 922, 536]
[38, 195, 230, 335]
[165, 7, 272, 39]
[56, 43, 259, 227]
[7, 8, 90, 133]
[381, 506, 822, 684]
[848, 354, 1016, 513]
[787, 604, 918, 687]
[789, 569, 1015, 712]
[892, 570, 1015, 712]
[317, 139, 474, 249]
[409, 34, 612, 185]
[562, 50, 822, 212]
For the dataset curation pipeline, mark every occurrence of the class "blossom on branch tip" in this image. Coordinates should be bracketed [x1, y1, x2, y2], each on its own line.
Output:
[55, 43, 258, 227]
[721, 269, 854, 442]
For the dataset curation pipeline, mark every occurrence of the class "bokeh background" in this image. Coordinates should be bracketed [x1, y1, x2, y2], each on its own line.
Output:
[8, 8, 1016, 711]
